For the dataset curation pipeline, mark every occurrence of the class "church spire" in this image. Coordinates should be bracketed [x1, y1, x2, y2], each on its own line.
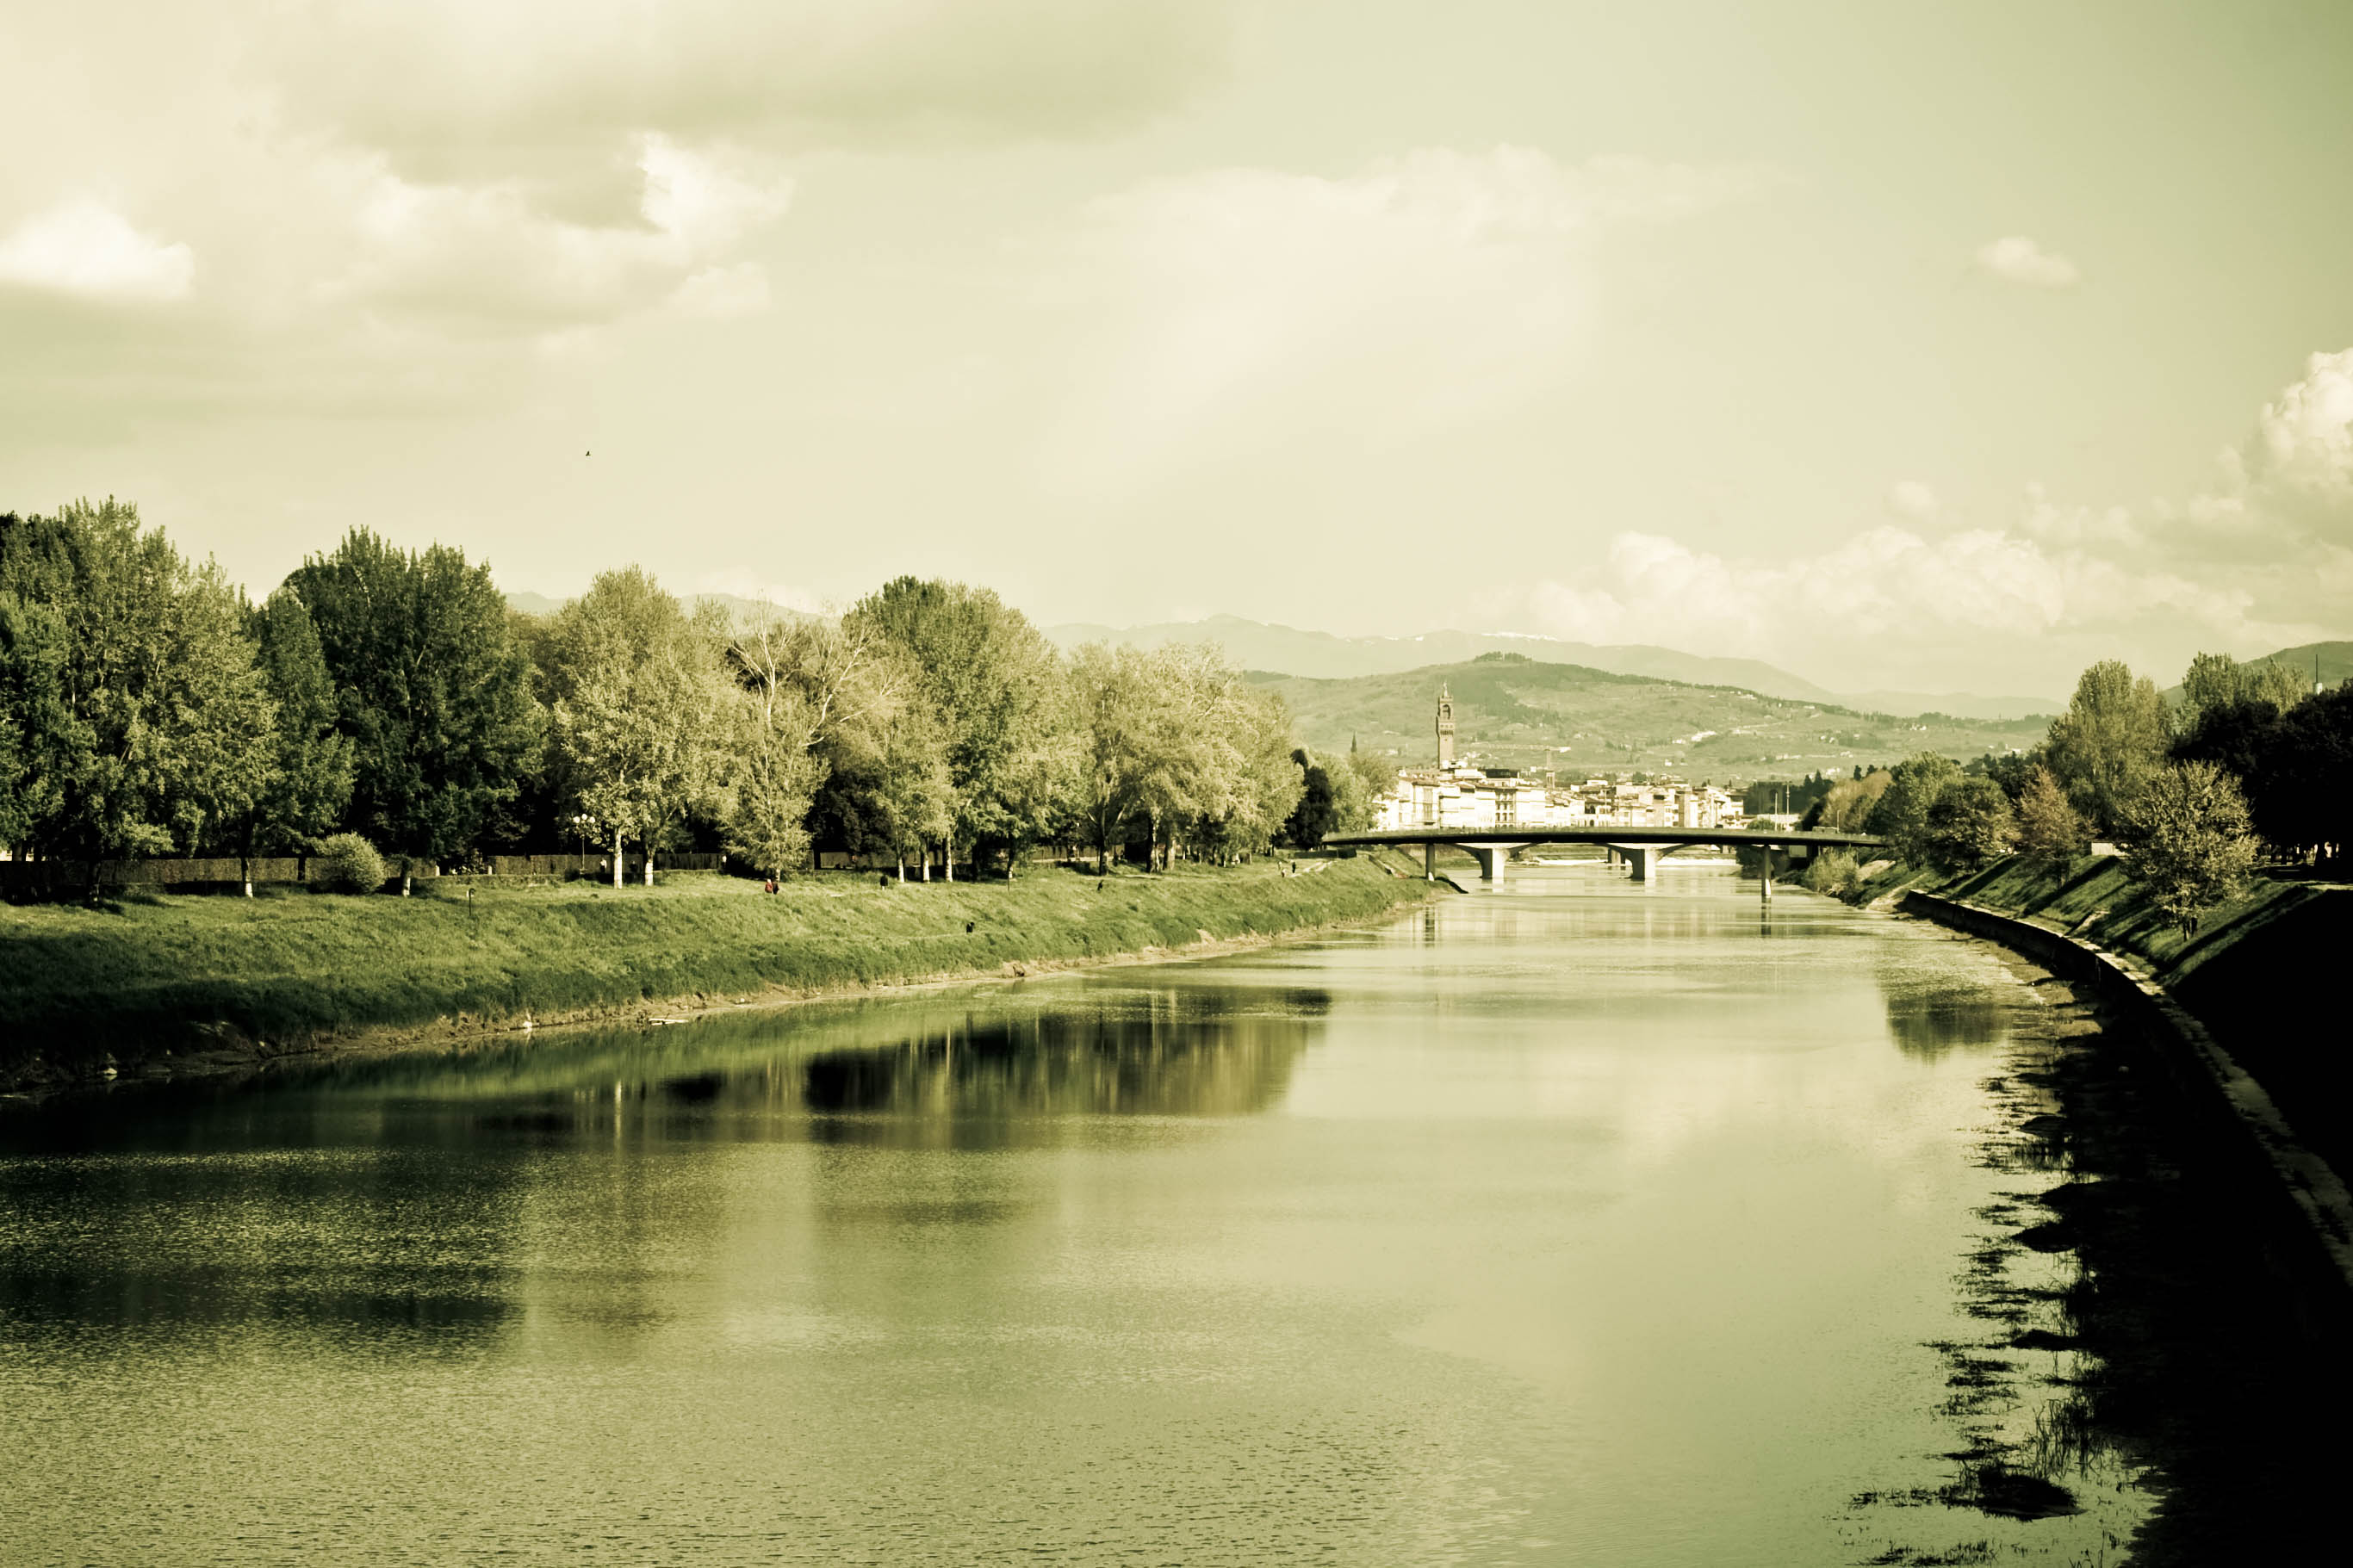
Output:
[1436, 684, 1456, 769]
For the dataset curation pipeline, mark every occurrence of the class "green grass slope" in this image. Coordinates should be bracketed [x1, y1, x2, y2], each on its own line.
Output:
[0, 861, 1431, 1082]
[1255, 655, 2051, 776]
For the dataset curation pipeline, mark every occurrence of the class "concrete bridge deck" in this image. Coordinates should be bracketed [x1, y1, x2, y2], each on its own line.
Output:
[1322, 825, 1886, 892]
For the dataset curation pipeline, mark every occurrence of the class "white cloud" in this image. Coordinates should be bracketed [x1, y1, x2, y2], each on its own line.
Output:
[1503, 522, 2282, 692]
[2242, 347, 2353, 518]
[1974, 235, 2079, 289]
[0, 200, 194, 301]
[639, 135, 792, 250]
[263, 0, 1234, 166]
[1487, 350, 2353, 691]
[1036, 147, 1777, 492]
[321, 136, 790, 333]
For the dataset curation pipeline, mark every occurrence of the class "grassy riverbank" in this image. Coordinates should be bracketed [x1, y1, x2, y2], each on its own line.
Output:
[1862, 852, 2353, 1177]
[1858, 852, 2331, 983]
[0, 858, 1437, 1086]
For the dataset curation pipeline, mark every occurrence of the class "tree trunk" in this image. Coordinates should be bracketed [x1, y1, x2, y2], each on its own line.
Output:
[612, 828, 624, 889]
[944, 834, 953, 883]
[643, 841, 655, 886]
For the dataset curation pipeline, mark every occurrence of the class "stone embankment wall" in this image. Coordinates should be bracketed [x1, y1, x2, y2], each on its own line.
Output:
[1903, 889, 2353, 1314]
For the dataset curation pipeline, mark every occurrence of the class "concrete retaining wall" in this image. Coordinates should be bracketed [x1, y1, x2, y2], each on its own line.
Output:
[1902, 889, 2353, 1310]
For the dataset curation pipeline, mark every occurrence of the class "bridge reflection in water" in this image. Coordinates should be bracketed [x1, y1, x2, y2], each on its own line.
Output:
[1321, 824, 1887, 895]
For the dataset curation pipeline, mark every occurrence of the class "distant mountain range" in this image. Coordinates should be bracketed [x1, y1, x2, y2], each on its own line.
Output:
[1042, 615, 2063, 720]
[506, 597, 2344, 724]
[1252, 654, 2049, 778]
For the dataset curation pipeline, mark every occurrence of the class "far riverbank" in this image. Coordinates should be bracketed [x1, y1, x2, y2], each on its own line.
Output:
[0, 857, 1439, 1094]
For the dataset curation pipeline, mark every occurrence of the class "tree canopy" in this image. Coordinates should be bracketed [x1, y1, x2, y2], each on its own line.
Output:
[284, 529, 541, 861]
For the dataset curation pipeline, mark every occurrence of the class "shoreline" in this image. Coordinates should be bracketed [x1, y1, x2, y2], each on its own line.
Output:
[1895, 887, 2353, 1311]
[1, 865, 1443, 1100]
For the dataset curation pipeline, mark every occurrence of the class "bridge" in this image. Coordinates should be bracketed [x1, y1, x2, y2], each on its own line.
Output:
[1320, 825, 1887, 896]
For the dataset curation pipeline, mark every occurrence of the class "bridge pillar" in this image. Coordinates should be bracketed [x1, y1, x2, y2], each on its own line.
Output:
[1616, 844, 1661, 882]
[1425, 841, 1437, 881]
[1464, 844, 1516, 884]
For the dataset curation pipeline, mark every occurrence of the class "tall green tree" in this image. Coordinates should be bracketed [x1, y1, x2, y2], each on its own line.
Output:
[547, 567, 730, 886]
[2122, 759, 2259, 933]
[0, 588, 68, 853]
[2045, 660, 2168, 835]
[2240, 683, 2353, 862]
[1069, 641, 1159, 873]
[1864, 752, 1964, 864]
[1193, 685, 1302, 862]
[284, 529, 542, 863]
[2178, 651, 2309, 732]
[847, 578, 1064, 877]
[229, 590, 357, 892]
[1810, 769, 1891, 833]
[1923, 776, 2016, 871]
[1285, 750, 1343, 848]
[2013, 765, 2089, 861]
[0, 500, 276, 881]
[155, 560, 280, 859]
[719, 609, 920, 881]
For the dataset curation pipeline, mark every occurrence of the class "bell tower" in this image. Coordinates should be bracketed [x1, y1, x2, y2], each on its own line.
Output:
[1436, 685, 1456, 769]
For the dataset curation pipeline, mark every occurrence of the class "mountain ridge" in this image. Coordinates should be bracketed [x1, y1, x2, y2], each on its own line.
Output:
[1252, 654, 2050, 778]
[1041, 614, 2062, 720]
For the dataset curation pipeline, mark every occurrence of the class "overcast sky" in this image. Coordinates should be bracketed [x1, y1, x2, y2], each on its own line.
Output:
[5, 1, 2350, 696]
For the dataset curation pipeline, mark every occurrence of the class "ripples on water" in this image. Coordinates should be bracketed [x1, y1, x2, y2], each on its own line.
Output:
[2, 865, 2171, 1564]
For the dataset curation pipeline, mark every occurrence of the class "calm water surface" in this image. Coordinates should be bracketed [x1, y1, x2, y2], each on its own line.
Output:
[2, 867, 2140, 1565]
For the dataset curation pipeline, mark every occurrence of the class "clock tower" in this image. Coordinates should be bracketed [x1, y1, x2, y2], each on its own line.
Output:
[1436, 685, 1456, 769]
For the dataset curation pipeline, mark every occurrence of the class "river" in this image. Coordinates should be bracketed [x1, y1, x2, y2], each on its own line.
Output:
[0, 864, 2331, 1564]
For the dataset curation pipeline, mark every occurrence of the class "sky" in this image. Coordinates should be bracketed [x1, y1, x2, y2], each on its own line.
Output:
[4, 0, 2351, 698]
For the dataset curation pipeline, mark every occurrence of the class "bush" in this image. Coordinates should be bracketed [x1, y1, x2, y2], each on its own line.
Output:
[313, 833, 388, 895]
[1804, 849, 1863, 899]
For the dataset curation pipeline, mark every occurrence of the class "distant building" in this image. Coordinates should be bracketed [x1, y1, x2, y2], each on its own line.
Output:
[1372, 690, 1742, 833]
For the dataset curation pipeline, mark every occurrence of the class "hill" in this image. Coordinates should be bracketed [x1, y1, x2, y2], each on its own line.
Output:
[1252, 654, 2051, 778]
[1044, 614, 2058, 719]
[2161, 641, 2353, 701]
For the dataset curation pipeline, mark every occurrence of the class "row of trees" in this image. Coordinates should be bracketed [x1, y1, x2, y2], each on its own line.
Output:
[1800, 651, 2350, 927]
[0, 502, 1351, 890]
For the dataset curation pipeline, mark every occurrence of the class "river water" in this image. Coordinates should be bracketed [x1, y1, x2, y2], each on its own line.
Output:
[0, 865, 2188, 1564]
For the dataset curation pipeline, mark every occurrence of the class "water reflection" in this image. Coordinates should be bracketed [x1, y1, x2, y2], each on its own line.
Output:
[0, 866, 2193, 1566]
[1881, 981, 2008, 1059]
